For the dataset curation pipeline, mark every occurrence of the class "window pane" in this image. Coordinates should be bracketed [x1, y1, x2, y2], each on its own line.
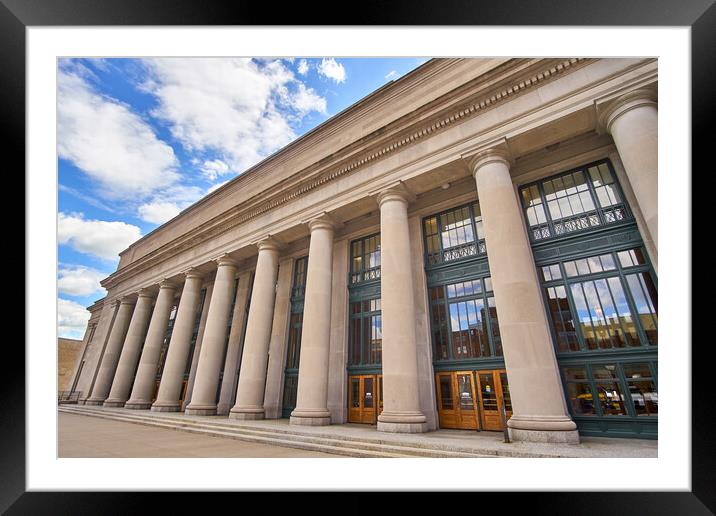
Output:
[596, 382, 627, 415]
[563, 366, 588, 380]
[626, 273, 658, 345]
[607, 277, 640, 346]
[570, 283, 598, 350]
[439, 376, 453, 410]
[628, 380, 658, 416]
[581, 281, 613, 349]
[565, 382, 597, 415]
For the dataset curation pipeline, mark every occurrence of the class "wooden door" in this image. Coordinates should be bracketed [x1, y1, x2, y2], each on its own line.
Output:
[436, 372, 478, 430]
[348, 375, 378, 424]
[476, 370, 512, 431]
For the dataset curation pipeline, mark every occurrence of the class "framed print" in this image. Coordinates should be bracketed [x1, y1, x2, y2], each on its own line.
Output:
[6, 0, 711, 512]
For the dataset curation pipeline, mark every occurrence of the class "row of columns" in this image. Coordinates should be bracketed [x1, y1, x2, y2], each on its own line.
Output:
[84, 89, 655, 442]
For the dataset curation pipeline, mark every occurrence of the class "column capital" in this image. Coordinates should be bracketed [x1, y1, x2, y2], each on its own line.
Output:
[118, 295, 137, 306]
[182, 267, 205, 280]
[596, 87, 657, 134]
[214, 253, 239, 268]
[303, 212, 342, 233]
[158, 279, 179, 291]
[253, 236, 283, 253]
[464, 145, 513, 177]
[136, 287, 155, 299]
[373, 181, 415, 208]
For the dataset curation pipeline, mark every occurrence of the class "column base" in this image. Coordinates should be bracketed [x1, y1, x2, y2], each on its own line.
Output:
[151, 402, 182, 413]
[84, 398, 106, 406]
[507, 415, 580, 444]
[102, 399, 127, 407]
[229, 407, 265, 420]
[184, 404, 218, 416]
[124, 400, 152, 410]
[290, 408, 331, 426]
[377, 410, 428, 433]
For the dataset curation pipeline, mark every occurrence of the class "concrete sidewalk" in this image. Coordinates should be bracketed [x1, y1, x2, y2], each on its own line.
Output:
[59, 412, 342, 458]
[59, 406, 657, 458]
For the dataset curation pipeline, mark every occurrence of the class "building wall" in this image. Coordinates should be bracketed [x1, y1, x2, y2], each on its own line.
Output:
[73, 58, 658, 440]
[58, 338, 83, 392]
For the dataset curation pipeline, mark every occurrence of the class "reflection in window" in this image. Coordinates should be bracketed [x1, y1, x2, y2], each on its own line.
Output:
[348, 297, 382, 366]
[520, 160, 631, 241]
[429, 277, 501, 361]
[350, 234, 381, 284]
[423, 202, 486, 265]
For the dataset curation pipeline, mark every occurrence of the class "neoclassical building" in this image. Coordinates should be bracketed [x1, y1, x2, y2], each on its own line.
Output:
[68, 58, 658, 443]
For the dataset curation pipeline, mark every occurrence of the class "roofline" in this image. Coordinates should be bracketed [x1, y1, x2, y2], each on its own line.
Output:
[120, 57, 440, 254]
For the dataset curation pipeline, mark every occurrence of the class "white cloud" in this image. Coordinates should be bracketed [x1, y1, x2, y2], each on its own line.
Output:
[200, 159, 230, 181]
[140, 58, 328, 175]
[58, 212, 142, 261]
[297, 59, 309, 75]
[317, 58, 346, 84]
[58, 68, 180, 200]
[385, 70, 398, 81]
[58, 265, 107, 297]
[58, 298, 91, 338]
[137, 201, 183, 225]
[290, 83, 327, 116]
[136, 184, 207, 224]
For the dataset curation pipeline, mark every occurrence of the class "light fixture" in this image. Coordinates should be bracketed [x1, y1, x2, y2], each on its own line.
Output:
[441, 183, 450, 190]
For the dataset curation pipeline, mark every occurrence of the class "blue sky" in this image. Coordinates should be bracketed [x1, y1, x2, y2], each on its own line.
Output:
[58, 57, 427, 338]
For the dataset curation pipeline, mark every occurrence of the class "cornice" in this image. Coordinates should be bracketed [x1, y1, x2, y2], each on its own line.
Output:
[103, 57, 589, 290]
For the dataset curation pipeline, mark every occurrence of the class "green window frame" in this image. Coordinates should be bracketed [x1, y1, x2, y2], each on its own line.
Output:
[183, 288, 207, 379]
[519, 159, 633, 243]
[155, 300, 180, 380]
[349, 233, 381, 284]
[422, 201, 486, 267]
[561, 361, 657, 419]
[282, 256, 308, 417]
[348, 297, 382, 367]
[428, 275, 502, 362]
[540, 245, 657, 354]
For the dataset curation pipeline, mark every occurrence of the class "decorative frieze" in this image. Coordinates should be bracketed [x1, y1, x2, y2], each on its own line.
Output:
[104, 58, 588, 290]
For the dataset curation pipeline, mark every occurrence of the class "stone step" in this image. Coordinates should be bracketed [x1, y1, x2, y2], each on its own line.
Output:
[59, 406, 497, 458]
[60, 405, 532, 457]
[59, 406, 411, 458]
[59, 406, 504, 458]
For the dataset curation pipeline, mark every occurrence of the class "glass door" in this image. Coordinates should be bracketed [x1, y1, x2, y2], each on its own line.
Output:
[475, 369, 512, 431]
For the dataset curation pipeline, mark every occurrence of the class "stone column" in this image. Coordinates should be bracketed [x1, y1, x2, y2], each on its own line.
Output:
[216, 270, 253, 415]
[124, 280, 177, 409]
[151, 270, 205, 412]
[375, 184, 427, 433]
[85, 297, 136, 405]
[469, 147, 579, 443]
[230, 238, 281, 420]
[600, 89, 658, 253]
[291, 215, 336, 426]
[103, 289, 155, 407]
[184, 255, 238, 416]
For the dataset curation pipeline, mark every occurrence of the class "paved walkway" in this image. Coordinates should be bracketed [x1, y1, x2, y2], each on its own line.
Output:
[59, 412, 342, 458]
[59, 408, 657, 458]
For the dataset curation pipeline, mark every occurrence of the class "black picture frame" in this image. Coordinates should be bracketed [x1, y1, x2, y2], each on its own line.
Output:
[5, 0, 710, 513]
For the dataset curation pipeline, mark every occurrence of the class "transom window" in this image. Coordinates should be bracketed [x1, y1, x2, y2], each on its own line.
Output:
[348, 298, 382, 366]
[423, 202, 485, 266]
[520, 160, 632, 242]
[562, 361, 657, 418]
[428, 276, 501, 361]
[350, 234, 381, 284]
[541, 247, 657, 353]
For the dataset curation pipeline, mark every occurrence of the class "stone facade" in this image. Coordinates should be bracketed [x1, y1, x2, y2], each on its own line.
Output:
[67, 58, 658, 442]
[58, 338, 83, 392]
